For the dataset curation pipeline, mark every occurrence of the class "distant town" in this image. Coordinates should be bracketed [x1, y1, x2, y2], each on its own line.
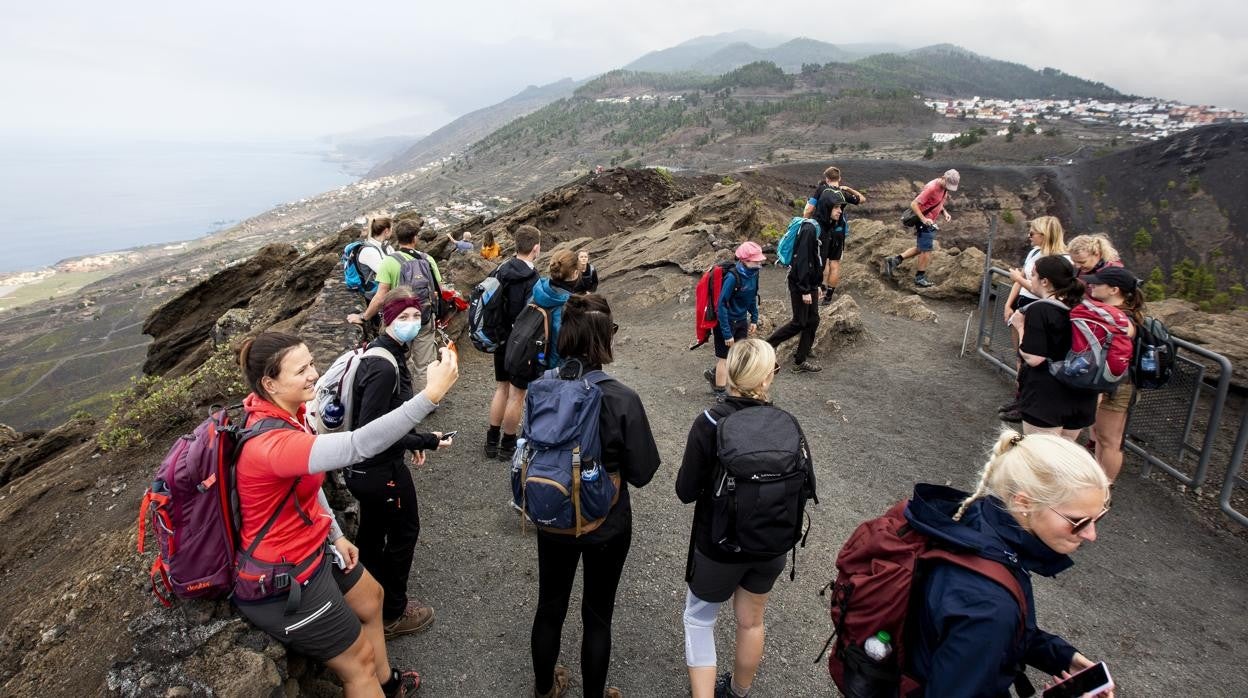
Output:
[924, 96, 1247, 141]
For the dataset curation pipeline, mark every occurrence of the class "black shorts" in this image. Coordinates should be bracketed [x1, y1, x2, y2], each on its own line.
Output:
[713, 318, 751, 359]
[822, 233, 846, 263]
[687, 547, 786, 603]
[234, 554, 365, 662]
[493, 342, 533, 390]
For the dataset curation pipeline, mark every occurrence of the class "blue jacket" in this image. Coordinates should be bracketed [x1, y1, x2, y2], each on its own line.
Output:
[716, 262, 760, 341]
[530, 277, 573, 368]
[904, 484, 1079, 698]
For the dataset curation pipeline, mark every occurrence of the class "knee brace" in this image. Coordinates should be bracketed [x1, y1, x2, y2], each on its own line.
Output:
[682, 589, 721, 668]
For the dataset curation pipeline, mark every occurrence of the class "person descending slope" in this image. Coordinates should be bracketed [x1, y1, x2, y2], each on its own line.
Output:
[883, 169, 959, 288]
[766, 212, 824, 373]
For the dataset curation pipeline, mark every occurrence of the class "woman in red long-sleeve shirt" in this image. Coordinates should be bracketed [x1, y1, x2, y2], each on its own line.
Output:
[233, 331, 458, 698]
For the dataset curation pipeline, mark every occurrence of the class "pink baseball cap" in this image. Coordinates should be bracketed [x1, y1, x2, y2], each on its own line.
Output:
[943, 169, 961, 191]
[735, 241, 766, 263]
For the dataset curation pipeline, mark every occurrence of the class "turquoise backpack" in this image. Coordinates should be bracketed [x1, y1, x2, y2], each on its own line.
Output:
[777, 218, 821, 266]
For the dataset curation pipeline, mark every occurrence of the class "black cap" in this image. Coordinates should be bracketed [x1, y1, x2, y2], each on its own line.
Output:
[1083, 266, 1139, 292]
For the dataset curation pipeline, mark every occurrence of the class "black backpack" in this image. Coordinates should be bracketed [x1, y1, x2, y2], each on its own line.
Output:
[504, 303, 552, 383]
[703, 404, 816, 576]
[1132, 316, 1176, 390]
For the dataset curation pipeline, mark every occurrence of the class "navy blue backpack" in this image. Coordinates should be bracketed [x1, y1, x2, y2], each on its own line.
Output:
[510, 365, 619, 536]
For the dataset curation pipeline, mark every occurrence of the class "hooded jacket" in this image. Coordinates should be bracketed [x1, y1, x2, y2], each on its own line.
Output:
[904, 484, 1079, 697]
[495, 256, 540, 335]
[788, 220, 823, 293]
[529, 276, 574, 368]
[716, 262, 760, 341]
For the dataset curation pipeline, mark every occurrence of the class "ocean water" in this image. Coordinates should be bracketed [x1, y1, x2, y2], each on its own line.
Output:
[0, 138, 357, 273]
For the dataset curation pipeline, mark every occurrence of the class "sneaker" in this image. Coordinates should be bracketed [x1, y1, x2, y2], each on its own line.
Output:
[498, 439, 516, 463]
[882, 256, 899, 279]
[714, 672, 733, 698]
[713, 388, 727, 403]
[604, 689, 622, 698]
[999, 408, 1023, 424]
[820, 293, 833, 306]
[998, 399, 1020, 414]
[384, 601, 435, 639]
[791, 360, 823, 373]
[392, 669, 421, 697]
[484, 430, 500, 459]
[703, 367, 717, 386]
[914, 275, 934, 288]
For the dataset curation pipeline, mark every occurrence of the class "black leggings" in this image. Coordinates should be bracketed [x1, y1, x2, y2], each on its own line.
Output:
[531, 529, 632, 697]
[766, 282, 820, 364]
[345, 460, 420, 621]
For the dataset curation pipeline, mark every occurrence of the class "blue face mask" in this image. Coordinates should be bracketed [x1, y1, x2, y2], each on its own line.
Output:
[391, 319, 421, 343]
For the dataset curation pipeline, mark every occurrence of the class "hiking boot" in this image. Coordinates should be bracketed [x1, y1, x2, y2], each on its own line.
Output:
[882, 256, 899, 279]
[498, 436, 517, 462]
[914, 275, 934, 288]
[713, 388, 727, 403]
[484, 430, 500, 459]
[713, 672, 734, 698]
[384, 601, 435, 639]
[604, 689, 622, 698]
[820, 293, 833, 306]
[999, 408, 1023, 424]
[998, 399, 1020, 414]
[534, 665, 570, 698]
[791, 360, 823, 373]
[703, 367, 717, 386]
[390, 669, 421, 697]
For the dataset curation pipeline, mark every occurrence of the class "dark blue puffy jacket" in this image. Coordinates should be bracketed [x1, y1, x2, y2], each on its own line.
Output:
[904, 484, 1079, 697]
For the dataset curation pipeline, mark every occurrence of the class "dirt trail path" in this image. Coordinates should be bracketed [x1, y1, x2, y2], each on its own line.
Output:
[384, 265, 1248, 697]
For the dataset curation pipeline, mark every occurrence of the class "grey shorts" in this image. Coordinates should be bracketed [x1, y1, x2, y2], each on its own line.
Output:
[687, 547, 786, 603]
[234, 554, 365, 662]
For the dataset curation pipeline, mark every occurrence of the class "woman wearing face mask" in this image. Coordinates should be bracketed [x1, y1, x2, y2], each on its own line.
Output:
[232, 330, 458, 697]
[905, 430, 1114, 697]
[703, 242, 764, 402]
[347, 288, 455, 640]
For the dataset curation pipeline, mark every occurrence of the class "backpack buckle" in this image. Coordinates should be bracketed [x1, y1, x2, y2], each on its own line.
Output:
[726, 476, 736, 493]
[273, 572, 291, 591]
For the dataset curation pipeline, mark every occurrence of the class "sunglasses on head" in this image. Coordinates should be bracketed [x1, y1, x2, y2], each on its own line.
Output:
[1049, 505, 1110, 533]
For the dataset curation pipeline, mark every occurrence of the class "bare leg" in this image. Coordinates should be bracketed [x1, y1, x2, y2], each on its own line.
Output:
[503, 388, 527, 435]
[826, 260, 841, 289]
[489, 382, 510, 428]
[732, 588, 769, 692]
[1023, 422, 1064, 438]
[325, 634, 384, 698]
[898, 246, 920, 261]
[343, 570, 391, 685]
[917, 251, 932, 273]
[689, 666, 718, 698]
[715, 358, 728, 389]
[1093, 408, 1129, 482]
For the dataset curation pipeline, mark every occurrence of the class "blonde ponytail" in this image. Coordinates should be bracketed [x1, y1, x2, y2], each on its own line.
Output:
[955, 429, 1108, 522]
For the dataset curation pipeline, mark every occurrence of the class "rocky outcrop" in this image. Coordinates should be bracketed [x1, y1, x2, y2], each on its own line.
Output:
[0, 415, 95, 487]
[1148, 299, 1248, 388]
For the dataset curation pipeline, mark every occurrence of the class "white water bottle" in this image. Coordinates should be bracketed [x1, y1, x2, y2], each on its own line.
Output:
[864, 631, 892, 661]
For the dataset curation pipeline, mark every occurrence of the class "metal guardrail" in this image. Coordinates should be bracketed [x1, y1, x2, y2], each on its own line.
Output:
[973, 265, 1239, 501]
[1220, 407, 1248, 527]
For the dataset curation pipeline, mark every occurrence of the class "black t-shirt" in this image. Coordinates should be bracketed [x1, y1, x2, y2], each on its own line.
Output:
[1019, 300, 1097, 428]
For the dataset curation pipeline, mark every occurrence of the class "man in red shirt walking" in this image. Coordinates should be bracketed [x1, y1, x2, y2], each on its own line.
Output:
[882, 169, 960, 288]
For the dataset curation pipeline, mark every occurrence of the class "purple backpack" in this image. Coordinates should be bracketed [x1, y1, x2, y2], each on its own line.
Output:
[136, 408, 292, 606]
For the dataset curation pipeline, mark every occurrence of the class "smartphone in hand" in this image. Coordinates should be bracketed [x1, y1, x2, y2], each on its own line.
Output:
[440, 430, 458, 440]
[1043, 662, 1113, 698]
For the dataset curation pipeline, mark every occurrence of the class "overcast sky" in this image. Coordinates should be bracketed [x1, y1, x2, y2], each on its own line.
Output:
[2, 0, 1245, 142]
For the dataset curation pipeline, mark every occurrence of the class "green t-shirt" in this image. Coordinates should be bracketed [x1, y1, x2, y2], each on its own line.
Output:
[377, 248, 443, 290]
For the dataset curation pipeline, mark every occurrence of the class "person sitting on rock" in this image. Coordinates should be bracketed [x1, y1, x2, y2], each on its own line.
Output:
[572, 250, 600, 294]
[232, 331, 458, 697]
[480, 229, 501, 261]
[703, 242, 763, 401]
[446, 230, 474, 254]
[766, 213, 824, 373]
[346, 289, 455, 642]
[800, 166, 866, 305]
[883, 169, 959, 288]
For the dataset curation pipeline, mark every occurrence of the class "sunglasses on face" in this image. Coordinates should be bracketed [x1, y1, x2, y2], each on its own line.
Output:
[1049, 506, 1110, 534]
[773, 363, 781, 375]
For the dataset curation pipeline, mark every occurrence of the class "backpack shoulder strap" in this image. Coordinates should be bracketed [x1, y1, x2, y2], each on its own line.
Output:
[361, 346, 401, 394]
[233, 417, 308, 558]
[921, 548, 1028, 623]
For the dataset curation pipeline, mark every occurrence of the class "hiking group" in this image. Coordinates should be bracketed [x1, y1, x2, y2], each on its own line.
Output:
[135, 167, 1151, 698]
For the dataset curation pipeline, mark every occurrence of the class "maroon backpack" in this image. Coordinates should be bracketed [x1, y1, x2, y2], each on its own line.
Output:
[136, 407, 293, 606]
[818, 498, 1027, 696]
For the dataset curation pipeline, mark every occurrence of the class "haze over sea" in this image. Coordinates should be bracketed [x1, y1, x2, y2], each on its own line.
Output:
[0, 137, 358, 274]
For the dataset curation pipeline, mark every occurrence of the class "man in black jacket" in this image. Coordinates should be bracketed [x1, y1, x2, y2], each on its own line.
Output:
[766, 218, 823, 372]
[486, 225, 542, 461]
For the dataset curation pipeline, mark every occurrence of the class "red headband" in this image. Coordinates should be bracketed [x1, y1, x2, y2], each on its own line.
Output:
[382, 297, 423, 326]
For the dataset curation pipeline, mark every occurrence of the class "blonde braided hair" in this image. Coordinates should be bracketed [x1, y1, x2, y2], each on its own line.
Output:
[726, 338, 776, 402]
[953, 430, 1108, 522]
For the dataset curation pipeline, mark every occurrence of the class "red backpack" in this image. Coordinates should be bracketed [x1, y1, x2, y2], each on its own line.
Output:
[819, 497, 1027, 696]
[1035, 298, 1134, 393]
[690, 262, 737, 349]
